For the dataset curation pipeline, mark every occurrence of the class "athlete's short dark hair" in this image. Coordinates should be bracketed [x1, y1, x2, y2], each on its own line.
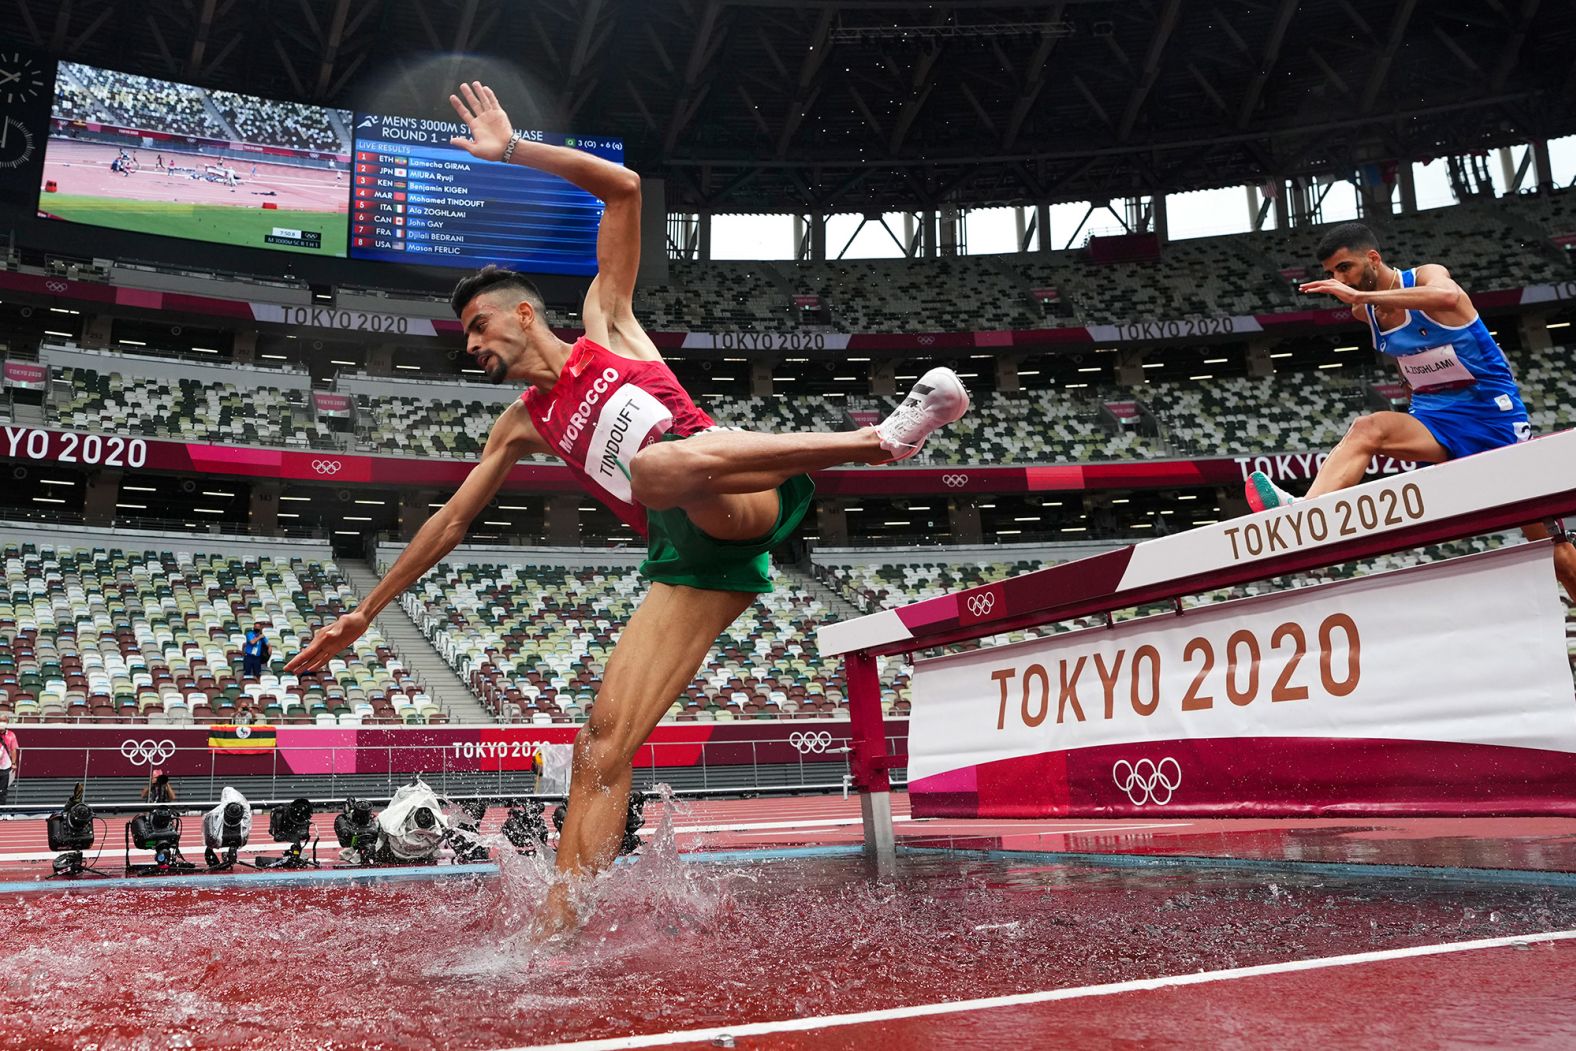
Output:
[1315, 222, 1380, 262]
[449, 265, 545, 317]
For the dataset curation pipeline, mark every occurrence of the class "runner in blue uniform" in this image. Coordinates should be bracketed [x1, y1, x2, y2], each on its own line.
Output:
[1246, 222, 1576, 602]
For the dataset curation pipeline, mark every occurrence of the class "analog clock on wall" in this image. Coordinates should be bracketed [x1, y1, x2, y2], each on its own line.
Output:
[0, 53, 46, 108]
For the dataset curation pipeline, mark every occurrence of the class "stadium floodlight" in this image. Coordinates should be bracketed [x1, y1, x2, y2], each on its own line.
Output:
[332, 797, 379, 865]
[45, 783, 107, 878]
[202, 787, 252, 870]
[255, 798, 318, 869]
[126, 805, 195, 875]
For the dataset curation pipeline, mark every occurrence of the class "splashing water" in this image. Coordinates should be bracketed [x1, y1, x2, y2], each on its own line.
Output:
[450, 784, 735, 969]
[3, 841, 1575, 1049]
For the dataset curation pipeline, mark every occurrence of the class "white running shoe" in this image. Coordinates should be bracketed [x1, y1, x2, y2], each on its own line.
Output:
[877, 367, 970, 462]
[1244, 470, 1297, 512]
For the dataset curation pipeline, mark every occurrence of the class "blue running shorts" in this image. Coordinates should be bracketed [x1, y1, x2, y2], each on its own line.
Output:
[1413, 401, 1532, 459]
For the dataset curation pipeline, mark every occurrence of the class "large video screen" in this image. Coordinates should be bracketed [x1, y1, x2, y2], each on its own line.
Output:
[348, 113, 623, 275]
[39, 62, 351, 256]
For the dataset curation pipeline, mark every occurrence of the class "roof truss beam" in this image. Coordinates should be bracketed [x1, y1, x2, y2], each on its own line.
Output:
[1360, 0, 1419, 111]
[1119, 0, 1183, 140]
[1236, 0, 1300, 128]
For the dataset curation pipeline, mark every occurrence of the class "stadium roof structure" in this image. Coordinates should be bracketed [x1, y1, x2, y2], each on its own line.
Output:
[24, 0, 1576, 213]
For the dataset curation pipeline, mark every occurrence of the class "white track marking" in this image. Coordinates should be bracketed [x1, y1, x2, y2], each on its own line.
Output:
[491, 929, 1576, 1051]
[656, 818, 1185, 836]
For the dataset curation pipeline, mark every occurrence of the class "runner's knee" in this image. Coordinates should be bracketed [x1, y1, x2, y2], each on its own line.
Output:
[573, 707, 637, 778]
[1343, 414, 1386, 452]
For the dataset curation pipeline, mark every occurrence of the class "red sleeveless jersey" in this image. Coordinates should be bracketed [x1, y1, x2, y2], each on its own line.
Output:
[521, 337, 715, 534]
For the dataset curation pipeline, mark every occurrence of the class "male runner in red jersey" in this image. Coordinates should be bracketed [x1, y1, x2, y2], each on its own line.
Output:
[286, 82, 968, 929]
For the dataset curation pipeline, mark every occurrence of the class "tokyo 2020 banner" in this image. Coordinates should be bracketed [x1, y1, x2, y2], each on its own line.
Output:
[906, 543, 1576, 818]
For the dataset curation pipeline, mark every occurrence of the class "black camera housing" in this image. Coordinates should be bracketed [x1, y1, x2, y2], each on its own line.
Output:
[333, 798, 377, 850]
[47, 801, 95, 852]
[268, 798, 314, 843]
[129, 807, 180, 850]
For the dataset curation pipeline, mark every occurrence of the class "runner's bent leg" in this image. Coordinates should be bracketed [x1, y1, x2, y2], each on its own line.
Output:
[545, 582, 755, 927]
[631, 427, 888, 512]
[1304, 411, 1449, 499]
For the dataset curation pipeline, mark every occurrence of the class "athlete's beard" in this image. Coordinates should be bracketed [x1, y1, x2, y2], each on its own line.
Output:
[1359, 262, 1379, 292]
[486, 355, 509, 384]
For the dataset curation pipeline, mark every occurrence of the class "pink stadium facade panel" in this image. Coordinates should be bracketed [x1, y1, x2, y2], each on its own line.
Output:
[12, 719, 898, 782]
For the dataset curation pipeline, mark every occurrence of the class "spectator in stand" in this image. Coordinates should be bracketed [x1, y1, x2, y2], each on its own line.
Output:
[234, 702, 256, 726]
[241, 627, 264, 678]
[0, 719, 18, 808]
[253, 623, 273, 674]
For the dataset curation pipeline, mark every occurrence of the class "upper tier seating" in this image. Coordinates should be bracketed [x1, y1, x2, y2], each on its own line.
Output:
[355, 394, 503, 459]
[637, 262, 796, 333]
[1260, 204, 1571, 293]
[629, 194, 1576, 332]
[52, 366, 336, 448]
[792, 257, 1039, 332]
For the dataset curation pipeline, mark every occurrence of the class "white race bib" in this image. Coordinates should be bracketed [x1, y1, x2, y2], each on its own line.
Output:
[583, 385, 673, 504]
[1397, 344, 1476, 393]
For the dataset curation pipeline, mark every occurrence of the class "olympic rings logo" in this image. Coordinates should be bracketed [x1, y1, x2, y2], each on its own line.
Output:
[965, 591, 997, 618]
[789, 730, 833, 754]
[942, 474, 969, 488]
[45, 279, 69, 294]
[120, 739, 177, 766]
[310, 459, 342, 475]
[1112, 757, 1181, 806]
[916, 335, 935, 346]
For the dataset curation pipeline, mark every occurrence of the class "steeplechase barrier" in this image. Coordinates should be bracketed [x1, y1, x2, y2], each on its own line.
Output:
[819, 428, 1576, 867]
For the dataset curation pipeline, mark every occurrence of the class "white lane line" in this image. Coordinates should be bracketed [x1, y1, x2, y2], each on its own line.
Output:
[660, 816, 908, 835]
[491, 929, 1576, 1051]
[658, 818, 1186, 837]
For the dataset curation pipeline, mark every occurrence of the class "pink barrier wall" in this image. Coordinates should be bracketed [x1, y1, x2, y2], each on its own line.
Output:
[15, 721, 906, 782]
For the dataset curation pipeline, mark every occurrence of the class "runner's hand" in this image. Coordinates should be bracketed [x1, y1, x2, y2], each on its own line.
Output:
[1299, 278, 1363, 305]
[285, 609, 370, 674]
[448, 81, 514, 162]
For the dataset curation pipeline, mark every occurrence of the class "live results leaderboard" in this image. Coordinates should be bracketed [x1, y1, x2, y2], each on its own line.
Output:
[348, 114, 625, 276]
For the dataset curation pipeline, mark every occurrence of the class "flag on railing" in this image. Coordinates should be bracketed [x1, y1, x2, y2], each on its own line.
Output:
[208, 724, 278, 753]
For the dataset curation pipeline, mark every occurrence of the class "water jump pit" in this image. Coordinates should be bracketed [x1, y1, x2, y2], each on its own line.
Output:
[4, 792, 1576, 1050]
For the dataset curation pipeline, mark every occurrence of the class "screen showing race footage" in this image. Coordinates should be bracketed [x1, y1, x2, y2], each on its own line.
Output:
[39, 61, 351, 256]
[348, 114, 623, 275]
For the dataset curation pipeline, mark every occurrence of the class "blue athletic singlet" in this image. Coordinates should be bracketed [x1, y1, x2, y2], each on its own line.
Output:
[1366, 268, 1529, 457]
